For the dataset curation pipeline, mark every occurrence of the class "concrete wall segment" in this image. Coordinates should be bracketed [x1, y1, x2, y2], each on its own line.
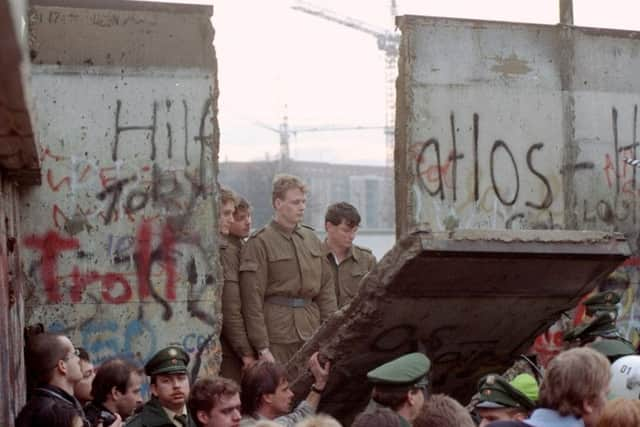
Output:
[395, 14, 640, 355]
[21, 0, 221, 378]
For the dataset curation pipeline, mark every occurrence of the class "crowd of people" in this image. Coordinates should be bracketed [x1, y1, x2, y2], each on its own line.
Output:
[14, 174, 640, 427]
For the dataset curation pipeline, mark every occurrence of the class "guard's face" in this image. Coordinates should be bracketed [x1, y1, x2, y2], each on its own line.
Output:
[198, 392, 242, 427]
[115, 371, 143, 417]
[151, 373, 190, 412]
[219, 200, 236, 235]
[230, 209, 252, 238]
[326, 220, 358, 251]
[74, 359, 95, 403]
[275, 188, 306, 226]
[267, 379, 294, 416]
[477, 408, 520, 427]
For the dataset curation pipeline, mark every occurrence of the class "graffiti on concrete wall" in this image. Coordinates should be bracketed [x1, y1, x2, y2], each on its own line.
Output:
[21, 77, 221, 375]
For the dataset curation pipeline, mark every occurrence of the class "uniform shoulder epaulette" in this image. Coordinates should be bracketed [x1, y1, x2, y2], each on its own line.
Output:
[248, 226, 267, 239]
[300, 223, 315, 231]
[355, 244, 373, 254]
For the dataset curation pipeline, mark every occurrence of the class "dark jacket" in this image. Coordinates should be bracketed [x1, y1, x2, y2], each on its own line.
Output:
[85, 401, 118, 427]
[124, 397, 195, 427]
[16, 384, 89, 427]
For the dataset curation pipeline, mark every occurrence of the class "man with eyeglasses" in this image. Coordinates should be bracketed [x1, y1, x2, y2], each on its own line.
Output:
[16, 332, 111, 427]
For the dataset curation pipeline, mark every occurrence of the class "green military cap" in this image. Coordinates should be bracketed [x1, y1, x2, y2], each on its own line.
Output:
[583, 291, 620, 316]
[475, 373, 537, 411]
[144, 346, 190, 376]
[564, 311, 618, 342]
[588, 338, 636, 361]
[367, 353, 431, 388]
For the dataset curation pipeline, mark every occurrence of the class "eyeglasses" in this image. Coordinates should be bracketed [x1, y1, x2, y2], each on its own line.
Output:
[64, 348, 80, 361]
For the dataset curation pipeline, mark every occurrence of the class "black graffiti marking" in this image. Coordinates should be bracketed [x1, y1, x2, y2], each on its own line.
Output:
[473, 113, 479, 201]
[113, 100, 157, 161]
[525, 143, 553, 210]
[416, 139, 444, 200]
[183, 100, 189, 166]
[505, 213, 526, 229]
[490, 140, 519, 206]
[166, 100, 173, 159]
[96, 176, 136, 224]
[613, 107, 620, 195]
[449, 113, 463, 202]
[195, 98, 214, 190]
[560, 162, 595, 174]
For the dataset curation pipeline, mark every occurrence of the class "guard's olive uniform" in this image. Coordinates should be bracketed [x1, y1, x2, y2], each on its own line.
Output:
[239, 220, 337, 363]
[323, 242, 376, 308]
[220, 236, 253, 382]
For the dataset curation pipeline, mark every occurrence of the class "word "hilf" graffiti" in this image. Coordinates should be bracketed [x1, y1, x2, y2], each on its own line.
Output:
[24, 220, 177, 304]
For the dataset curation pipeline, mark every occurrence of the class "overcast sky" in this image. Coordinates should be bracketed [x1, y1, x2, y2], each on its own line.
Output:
[176, 0, 640, 166]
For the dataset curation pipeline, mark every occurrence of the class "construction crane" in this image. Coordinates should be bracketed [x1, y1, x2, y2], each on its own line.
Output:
[255, 113, 384, 161]
[291, 0, 399, 168]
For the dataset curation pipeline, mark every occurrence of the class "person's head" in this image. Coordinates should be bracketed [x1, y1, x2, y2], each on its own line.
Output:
[230, 197, 252, 239]
[241, 360, 292, 418]
[596, 398, 640, 427]
[539, 347, 611, 427]
[272, 174, 307, 228]
[73, 348, 95, 405]
[324, 202, 361, 252]
[351, 407, 402, 427]
[474, 373, 538, 426]
[25, 332, 83, 390]
[610, 355, 640, 400]
[92, 358, 143, 418]
[219, 187, 237, 235]
[38, 400, 85, 427]
[368, 353, 431, 423]
[414, 394, 475, 427]
[294, 414, 342, 427]
[188, 377, 242, 427]
[146, 346, 191, 412]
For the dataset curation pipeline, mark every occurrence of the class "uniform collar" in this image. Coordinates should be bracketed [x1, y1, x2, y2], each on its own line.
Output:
[270, 219, 302, 238]
[323, 240, 358, 263]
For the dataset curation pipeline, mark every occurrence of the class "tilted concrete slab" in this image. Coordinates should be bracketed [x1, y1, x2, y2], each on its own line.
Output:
[287, 229, 630, 423]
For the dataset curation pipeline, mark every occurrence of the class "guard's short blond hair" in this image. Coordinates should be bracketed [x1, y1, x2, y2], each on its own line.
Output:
[539, 347, 611, 418]
[597, 398, 640, 427]
[272, 174, 306, 207]
[414, 394, 475, 427]
[219, 186, 237, 208]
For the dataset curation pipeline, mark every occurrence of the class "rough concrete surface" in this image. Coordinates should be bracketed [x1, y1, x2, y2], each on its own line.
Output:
[287, 229, 629, 423]
[20, 0, 221, 379]
[0, 0, 39, 182]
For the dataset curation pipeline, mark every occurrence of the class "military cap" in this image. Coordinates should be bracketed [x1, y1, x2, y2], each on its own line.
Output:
[564, 311, 618, 342]
[583, 290, 620, 316]
[475, 373, 537, 411]
[588, 337, 636, 360]
[367, 353, 431, 388]
[144, 346, 190, 376]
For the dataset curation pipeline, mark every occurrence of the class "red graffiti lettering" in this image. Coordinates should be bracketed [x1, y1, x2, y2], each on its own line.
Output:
[101, 273, 133, 304]
[70, 267, 101, 302]
[162, 224, 176, 300]
[603, 153, 615, 189]
[47, 169, 71, 192]
[136, 219, 152, 299]
[24, 231, 80, 303]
